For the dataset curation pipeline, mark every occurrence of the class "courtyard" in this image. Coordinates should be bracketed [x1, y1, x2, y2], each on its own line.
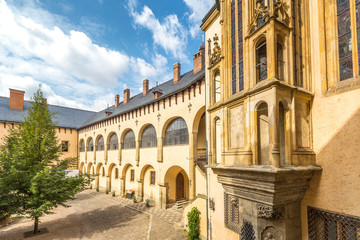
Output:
[0, 190, 187, 240]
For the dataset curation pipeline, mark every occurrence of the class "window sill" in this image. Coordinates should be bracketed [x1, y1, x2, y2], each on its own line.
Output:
[326, 77, 360, 96]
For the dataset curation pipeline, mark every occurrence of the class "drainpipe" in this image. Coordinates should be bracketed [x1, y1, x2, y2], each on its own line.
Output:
[204, 75, 211, 240]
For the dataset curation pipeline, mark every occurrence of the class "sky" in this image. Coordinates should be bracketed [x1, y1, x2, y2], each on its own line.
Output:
[0, 0, 214, 111]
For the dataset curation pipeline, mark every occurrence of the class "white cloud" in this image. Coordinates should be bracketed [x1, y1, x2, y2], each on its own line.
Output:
[127, 0, 188, 62]
[183, 0, 214, 37]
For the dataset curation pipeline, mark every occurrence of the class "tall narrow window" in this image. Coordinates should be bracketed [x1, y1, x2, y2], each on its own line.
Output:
[123, 130, 136, 149]
[238, 0, 244, 91]
[277, 41, 284, 80]
[141, 125, 157, 148]
[97, 136, 104, 151]
[130, 169, 135, 182]
[150, 171, 155, 185]
[356, 0, 360, 73]
[231, 0, 236, 94]
[256, 41, 267, 82]
[87, 138, 94, 151]
[215, 119, 221, 164]
[337, 0, 353, 80]
[214, 71, 221, 102]
[80, 140, 85, 152]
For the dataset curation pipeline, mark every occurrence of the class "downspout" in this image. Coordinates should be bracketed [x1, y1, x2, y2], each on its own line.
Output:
[205, 74, 210, 240]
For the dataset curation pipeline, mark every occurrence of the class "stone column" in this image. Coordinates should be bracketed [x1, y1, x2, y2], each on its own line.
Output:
[267, 19, 277, 79]
[189, 132, 197, 200]
[94, 144, 97, 163]
[157, 137, 163, 162]
[158, 183, 167, 210]
[104, 143, 108, 165]
[137, 180, 143, 202]
[85, 145, 88, 163]
[106, 175, 110, 190]
[118, 140, 122, 165]
[135, 140, 140, 167]
[269, 87, 280, 167]
[120, 177, 125, 195]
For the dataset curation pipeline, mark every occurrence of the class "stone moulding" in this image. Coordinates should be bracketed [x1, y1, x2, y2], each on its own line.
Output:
[257, 204, 284, 220]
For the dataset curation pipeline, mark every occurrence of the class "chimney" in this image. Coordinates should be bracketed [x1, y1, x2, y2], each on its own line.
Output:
[115, 94, 119, 108]
[9, 89, 25, 110]
[173, 62, 181, 84]
[143, 79, 149, 96]
[193, 44, 205, 74]
[123, 89, 130, 104]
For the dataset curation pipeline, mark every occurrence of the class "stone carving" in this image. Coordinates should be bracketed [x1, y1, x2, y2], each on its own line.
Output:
[261, 226, 282, 240]
[274, 0, 290, 24]
[208, 34, 222, 66]
[257, 205, 284, 220]
[224, 193, 241, 233]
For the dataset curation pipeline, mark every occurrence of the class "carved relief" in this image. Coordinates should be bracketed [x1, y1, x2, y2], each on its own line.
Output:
[257, 205, 284, 220]
[261, 226, 283, 240]
[208, 34, 222, 66]
[224, 193, 241, 233]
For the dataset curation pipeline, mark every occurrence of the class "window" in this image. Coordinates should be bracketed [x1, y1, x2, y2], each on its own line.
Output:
[87, 138, 94, 151]
[150, 171, 155, 185]
[231, 0, 244, 94]
[256, 40, 267, 82]
[64, 128, 66, 134]
[130, 169, 135, 182]
[109, 133, 119, 150]
[58, 128, 61, 133]
[215, 119, 221, 164]
[115, 168, 119, 179]
[337, 0, 353, 80]
[70, 129, 72, 134]
[277, 40, 285, 80]
[164, 118, 189, 146]
[96, 136, 104, 151]
[214, 71, 221, 103]
[80, 140, 85, 152]
[141, 125, 157, 148]
[61, 141, 69, 152]
[123, 130, 136, 149]
[102, 167, 105, 177]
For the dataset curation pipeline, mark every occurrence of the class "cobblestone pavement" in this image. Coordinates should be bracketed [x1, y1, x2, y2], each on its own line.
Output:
[0, 189, 187, 240]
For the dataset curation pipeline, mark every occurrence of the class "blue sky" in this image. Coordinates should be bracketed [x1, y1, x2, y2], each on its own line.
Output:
[0, 0, 213, 111]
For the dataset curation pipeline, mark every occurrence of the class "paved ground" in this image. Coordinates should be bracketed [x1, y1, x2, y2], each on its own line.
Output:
[0, 190, 187, 240]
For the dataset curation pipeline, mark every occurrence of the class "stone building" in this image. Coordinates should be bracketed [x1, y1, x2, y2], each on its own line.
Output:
[202, 0, 360, 239]
[0, 89, 95, 168]
[77, 46, 208, 223]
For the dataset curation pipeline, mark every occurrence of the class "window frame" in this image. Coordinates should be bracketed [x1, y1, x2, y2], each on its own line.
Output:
[61, 141, 69, 152]
[164, 118, 189, 146]
[130, 169, 135, 182]
[150, 171, 156, 185]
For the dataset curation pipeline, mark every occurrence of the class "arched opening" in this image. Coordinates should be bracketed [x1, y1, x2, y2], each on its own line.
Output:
[279, 102, 286, 166]
[96, 163, 104, 189]
[257, 102, 269, 165]
[123, 130, 136, 149]
[196, 112, 207, 166]
[164, 118, 189, 146]
[122, 164, 136, 195]
[256, 40, 267, 82]
[141, 125, 157, 148]
[96, 136, 104, 151]
[87, 162, 93, 174]
[79, 162, 85, 174]
[108, 164, 118, 192]
[87, 138, 94, 152]
[176, 172, 185, 200]
[164, 166, 189, 205]
[140, 165, 156, 202]
[215, 118, 222, 164]
[108, 133, 119, 150]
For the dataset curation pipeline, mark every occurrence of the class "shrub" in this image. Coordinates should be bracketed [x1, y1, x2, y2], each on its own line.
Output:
[187, 207, 201, 240]
[132, 195, 137, 203]
[145, 199, 150, 207]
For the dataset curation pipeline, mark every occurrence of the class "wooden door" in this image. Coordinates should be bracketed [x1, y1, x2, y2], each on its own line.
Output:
[176, 172, 184, 200]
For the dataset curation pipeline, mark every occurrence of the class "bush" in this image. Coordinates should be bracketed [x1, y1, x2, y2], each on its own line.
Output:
[132, 195, 137, 203]
[187, 207, 201, 240]
[145, 199, 150, 207]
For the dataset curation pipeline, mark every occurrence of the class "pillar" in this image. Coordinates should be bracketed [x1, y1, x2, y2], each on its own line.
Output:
[104, 143, 108, 165]
[120, 177, 125, 195]
[158, 183, 167, 210]
[157, 137, 163, 162]
[189, 132, 197, 200]
[135, 140, 140, 166]
[106, 175, 110, 190]
[118, 140, 122, 165]
[137, 180, 143, 202]
[269, 87, 280, 167]
[267, 19, 277, 79]
[94, 143, 97, 163]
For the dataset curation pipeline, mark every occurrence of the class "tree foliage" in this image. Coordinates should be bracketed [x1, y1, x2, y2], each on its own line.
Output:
[187, 207, 201, 240]
[0, 88, 89, 233]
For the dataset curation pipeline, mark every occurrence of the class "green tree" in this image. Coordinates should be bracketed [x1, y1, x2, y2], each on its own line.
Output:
[187, 207, 201, 240]
[0, 88, 89, 234]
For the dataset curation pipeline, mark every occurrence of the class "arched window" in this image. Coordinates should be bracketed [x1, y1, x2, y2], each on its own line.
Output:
[256, 40, 267, 82]
[115, 168, 119, 179]
[123, 130, 136, 149]
[257, 102, 269, 165]
[215, 119, 221, 164]
[141, 125, 157, 148]
[87, 138, 94, 151]
[109, 133, 119, 150]
[102, 167, 105, 177]
[96, 136, 104, 151]
[164, 118, 189, 146]
[214, 71, 221, 103]
[80, 140, 85, 152]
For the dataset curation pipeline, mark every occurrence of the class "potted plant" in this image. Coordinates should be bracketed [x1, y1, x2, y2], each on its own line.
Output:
[145, 199, 150, 207]
[112, 191, 115, 197]
[105, 188, 109, 194]
[132, 195, 137, 203]
[96, 185, 99, 192]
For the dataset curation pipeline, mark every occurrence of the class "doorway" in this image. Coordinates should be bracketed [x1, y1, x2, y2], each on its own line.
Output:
[176, 172, 185, 200]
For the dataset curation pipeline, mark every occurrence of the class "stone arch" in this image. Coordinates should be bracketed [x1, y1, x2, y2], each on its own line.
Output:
[213, 116, 222, 164]
[161, 116, 186, 139]
[121, 163, 136, 195]
[162, 117, 189, 146]
[79, 139, 85, 152]
[120, 128, 134, 143]
[107, 131, 119, 150]
[138, 123, 154, 142]
[86, 136, 94, 151]
[95, 134, 104, 151]
[79, 162, 85, 174]
[164, 166, 190, 204]
[96, 162, 105, 189]
[87, 162, 93, 174]
[108, 163, 117, 191]
[192, 106, 206, 133]
[139, 164, 156, 201]
[256, 101, 269, 165]
[121, 128, 136, 149]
